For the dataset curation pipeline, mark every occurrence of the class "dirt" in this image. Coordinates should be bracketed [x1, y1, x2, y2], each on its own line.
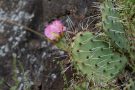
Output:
[0, 0, 100, 90]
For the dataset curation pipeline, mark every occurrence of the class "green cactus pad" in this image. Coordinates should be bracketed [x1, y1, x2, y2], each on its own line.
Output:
[101, 0, 129, 51]
[71, 32, 127, 84]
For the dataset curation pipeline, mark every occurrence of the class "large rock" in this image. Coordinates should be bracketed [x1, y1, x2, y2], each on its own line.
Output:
[0, 0, 35, 57]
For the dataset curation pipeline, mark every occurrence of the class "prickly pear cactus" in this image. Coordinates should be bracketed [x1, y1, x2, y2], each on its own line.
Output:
[71, 32, 127, 84]
[101, 0, 129, 52]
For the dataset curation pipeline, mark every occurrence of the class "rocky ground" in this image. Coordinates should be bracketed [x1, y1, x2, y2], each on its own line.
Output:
[0, 0, 99, 90]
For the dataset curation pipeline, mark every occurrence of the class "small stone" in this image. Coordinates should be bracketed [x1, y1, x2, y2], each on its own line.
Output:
[51, 73, 57, 80]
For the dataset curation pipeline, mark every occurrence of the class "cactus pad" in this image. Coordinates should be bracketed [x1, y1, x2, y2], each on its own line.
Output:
[71, 32, 127, 84]
[101, 0, 129, 51]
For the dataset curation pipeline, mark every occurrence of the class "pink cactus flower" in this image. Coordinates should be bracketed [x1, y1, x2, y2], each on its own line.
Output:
[44, 20, 66, 41]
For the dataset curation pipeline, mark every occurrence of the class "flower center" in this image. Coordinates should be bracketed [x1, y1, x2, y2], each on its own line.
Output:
[51, 32, 60, 40]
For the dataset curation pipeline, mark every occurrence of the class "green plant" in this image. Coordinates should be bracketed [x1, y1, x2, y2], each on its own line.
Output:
[10, 53, 19, 90]
[51, 0, 131, 89]
[71, 32, 127, 85]
[10, 53, 32, 90]
[101, 0, 129, 52]
[41, 0, 135, 89]
[118, 0, 135, 67]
